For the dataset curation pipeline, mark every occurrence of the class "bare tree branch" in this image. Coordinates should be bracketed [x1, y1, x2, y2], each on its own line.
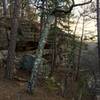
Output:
[74, 0, 92, 7]
[51, 0, 92, 15]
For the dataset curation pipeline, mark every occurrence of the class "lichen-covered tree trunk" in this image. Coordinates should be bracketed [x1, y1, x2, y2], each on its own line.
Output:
[27, 15, 55, 93]
[40, 0, 45, 31]
[5, 0, 20, 79]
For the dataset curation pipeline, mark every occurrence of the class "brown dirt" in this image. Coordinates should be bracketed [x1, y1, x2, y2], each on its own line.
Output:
[0, 67, 66, 100]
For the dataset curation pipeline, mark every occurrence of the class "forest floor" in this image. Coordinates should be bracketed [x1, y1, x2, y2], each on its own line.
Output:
[0, 67, 66, 100]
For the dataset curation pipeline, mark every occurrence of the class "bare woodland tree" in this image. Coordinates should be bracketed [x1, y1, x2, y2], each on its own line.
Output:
[40, 0, 45, 31]
[2, 0, 7, 16]
[5, 0, 20, 79]
[27, 0, 92, 94]
[97, 0, 100, 72]
[28, 15, 55, 93]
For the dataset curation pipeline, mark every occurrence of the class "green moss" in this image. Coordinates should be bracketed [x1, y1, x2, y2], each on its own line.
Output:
[45, 77, 59, 91]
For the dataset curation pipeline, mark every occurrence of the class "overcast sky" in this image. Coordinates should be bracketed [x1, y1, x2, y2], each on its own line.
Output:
[71, 0, 97, 42]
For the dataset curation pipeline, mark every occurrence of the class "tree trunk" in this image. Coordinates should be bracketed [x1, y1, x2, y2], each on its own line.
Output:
[49, 17, 57, 77]
[75, 15, 84, 80]
[2, 0, 9, 46]
[5, 0, 20, 79]
[2, 0, 7, 16]
[97, 0, 100, 73]
[40, 0, 45, 31]
[27, 15, 55, 94]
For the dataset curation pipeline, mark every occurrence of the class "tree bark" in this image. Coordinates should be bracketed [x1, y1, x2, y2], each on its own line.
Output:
[5, 0, 20, 79]
[75, 14, 85, 80]
[2, 0, 7, 16]
[49, 17, 57, 77]
[97, 0, 100, 73]
[27, 15, 55, 94]
[40, 0, 45, 31]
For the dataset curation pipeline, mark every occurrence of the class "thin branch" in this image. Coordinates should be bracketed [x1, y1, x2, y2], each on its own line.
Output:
[51, 0, 92, 15]
[74, 0, 92, 7]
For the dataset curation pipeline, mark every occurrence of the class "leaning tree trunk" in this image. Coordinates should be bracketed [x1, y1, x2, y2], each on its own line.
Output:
[97, 0, 100, 73]
[40, 0, 45, 31]
[5, 0, 20, 79]
[27, 15, 55, 94]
